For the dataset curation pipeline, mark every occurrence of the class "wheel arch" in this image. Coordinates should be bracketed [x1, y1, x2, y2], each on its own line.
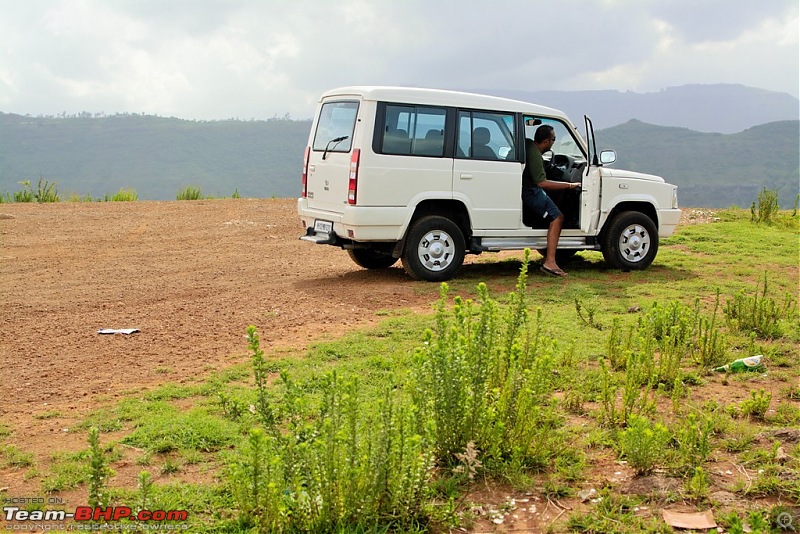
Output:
[600, 201, 658, 240]
[394, 199, 472, 257]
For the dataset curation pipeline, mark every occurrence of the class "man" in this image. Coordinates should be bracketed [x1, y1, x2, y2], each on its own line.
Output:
[522, 124, 581, 277]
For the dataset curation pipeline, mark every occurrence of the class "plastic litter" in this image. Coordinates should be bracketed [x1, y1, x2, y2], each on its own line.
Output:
[713, 355, 765, 373]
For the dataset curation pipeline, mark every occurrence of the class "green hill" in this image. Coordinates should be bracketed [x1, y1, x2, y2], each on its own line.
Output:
[0, 113, 311, 200]
[1, 112, 797, 207]
[597, 119, 799, 207]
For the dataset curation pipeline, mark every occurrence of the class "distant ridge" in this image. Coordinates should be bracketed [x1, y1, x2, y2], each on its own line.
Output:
[0, 113, 311, 200]
[598, 119, 799, 207]
[482, 84, 799, 133]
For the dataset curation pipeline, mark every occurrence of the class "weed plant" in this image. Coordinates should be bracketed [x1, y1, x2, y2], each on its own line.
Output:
[692, 291, 728, 368]
[227, 342, 431, 531]
[617, 415, 671, 474]
[87, 427, 111, 508]
[751, 187, 780, 224]
[739, 389, 772, 420]
[176, 186, 204, 200]
[104, 188, 138, 201]
[412, 251, 565, 470]
[725, 272, 798, 339]
[672, 412, 713, 471]
[10, 178, 60, 202]
[685, 466, 710, 501]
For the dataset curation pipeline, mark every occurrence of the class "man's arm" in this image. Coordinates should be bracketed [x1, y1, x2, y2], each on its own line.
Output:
[538, 179, 580, 191]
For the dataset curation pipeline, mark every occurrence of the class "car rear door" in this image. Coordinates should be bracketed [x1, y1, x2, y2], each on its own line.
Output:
[305, 99, 360, 213]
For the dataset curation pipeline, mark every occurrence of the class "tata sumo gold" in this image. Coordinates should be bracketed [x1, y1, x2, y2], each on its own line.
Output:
[298, 87, 680, 281]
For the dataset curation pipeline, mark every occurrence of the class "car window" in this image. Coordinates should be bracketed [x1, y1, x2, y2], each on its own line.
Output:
[457, 110, 515, 160]
[312, 101, 358, 152]
[381, 104, 446, 157]
[523, 116, 585, 162]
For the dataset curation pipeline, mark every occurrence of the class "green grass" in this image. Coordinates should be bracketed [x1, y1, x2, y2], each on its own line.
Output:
[24, 208, 800, 532]
[176, 186, 204, 200]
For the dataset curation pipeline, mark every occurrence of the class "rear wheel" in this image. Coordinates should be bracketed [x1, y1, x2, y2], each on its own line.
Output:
[602, 211, 658, 270]
[402, 215, 465, 281]
[347, 248, 399, 269]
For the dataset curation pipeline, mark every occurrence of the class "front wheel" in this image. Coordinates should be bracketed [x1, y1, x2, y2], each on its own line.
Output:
[401, 216, 465, 281]
[347, 248, 399, 269]
[602, 211, 658, 270]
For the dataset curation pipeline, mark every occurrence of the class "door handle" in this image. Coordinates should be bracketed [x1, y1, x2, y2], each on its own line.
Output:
[460, 174, 473, 180]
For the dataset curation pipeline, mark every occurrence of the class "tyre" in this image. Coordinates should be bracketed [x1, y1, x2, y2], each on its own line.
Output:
[602, 211, 658, 270]
[347, 248, 399, 269]
[401, 215, 465, 281]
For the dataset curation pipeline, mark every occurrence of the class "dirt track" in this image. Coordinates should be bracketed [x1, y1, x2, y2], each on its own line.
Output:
[1, 199, 453, 495]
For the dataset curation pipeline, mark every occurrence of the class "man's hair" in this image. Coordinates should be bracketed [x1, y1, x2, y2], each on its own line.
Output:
[534, 124, 555, 143]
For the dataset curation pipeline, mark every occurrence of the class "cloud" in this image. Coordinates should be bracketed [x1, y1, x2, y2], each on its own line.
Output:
[0, 0, 796, 120]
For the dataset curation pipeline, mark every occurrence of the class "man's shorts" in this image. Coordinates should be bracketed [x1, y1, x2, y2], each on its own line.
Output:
[522, 186, 562, 223]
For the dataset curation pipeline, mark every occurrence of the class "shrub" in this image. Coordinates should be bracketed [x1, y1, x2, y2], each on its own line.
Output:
[227, 372, 431, 531]
[176, 186, 203, 200]
[412, 250, 564, 470]
[87, 427, 110, 508]
[673, 412, 713, 470]
[104, 189, 138, 202]
[725, 272, 797, 339]
[751, 187, 780, 224]
[740, 389, 772, 420]
[617, 415, 670, 475]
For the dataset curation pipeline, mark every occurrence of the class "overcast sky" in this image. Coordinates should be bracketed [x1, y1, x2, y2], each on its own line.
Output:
[1, 0, 798, 120]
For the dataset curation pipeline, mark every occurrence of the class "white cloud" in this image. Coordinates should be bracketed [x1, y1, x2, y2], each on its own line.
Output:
[0, 0, 796, 119]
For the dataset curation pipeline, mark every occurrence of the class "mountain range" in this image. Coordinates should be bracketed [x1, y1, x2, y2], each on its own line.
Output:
[485, 84, 799, 134]
[1, 84, 797, 207]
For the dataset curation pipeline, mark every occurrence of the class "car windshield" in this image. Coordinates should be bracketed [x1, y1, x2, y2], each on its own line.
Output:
[524, 116, 585, 162]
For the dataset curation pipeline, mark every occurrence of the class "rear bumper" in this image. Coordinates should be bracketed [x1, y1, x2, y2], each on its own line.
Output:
[297, 198, 410, 242]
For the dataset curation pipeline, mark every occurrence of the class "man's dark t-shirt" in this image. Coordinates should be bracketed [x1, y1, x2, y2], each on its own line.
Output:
[522, 138, 546, 190]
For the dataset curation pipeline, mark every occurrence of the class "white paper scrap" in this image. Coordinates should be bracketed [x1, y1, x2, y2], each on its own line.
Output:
[98, 328, 140, 335]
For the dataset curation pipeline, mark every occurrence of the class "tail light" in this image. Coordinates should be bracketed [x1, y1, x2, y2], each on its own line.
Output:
[348, 148, 360, 205]
[301, 146, 310, 197]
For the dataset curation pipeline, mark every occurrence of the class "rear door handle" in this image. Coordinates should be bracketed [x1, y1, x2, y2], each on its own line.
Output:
[460, 174, 473, 180]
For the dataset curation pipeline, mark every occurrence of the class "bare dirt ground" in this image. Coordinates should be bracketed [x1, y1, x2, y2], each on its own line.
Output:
[0, 201, 719, 530]
[0, 199, 438, 475]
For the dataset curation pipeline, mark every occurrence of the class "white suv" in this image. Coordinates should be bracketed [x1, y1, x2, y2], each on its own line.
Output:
[298, 86, 680, 281]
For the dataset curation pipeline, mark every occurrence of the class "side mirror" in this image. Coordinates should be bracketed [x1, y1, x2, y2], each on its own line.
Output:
[599, 150, 617, 165]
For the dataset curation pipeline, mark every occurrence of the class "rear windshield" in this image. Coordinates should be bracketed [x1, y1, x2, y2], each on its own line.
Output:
[312, 101, 358, 152]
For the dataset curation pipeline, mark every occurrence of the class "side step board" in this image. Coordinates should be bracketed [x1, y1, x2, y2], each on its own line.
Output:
[471, 236, 596, 252]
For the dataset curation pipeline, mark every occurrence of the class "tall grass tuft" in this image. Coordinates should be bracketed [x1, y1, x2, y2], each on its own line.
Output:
[176, 186, 203, 200]
[751, 187, 780, 224]
[692, 291, 728, 368]
[725, 272, 798, 339]
[10, 178, 60, 203]
[33, 178, 60, 202]
[105, 189, 138, 202]
[87, 427, 110, 508]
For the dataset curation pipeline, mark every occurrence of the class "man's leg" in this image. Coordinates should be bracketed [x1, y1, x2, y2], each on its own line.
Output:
[544, 213, 565, 272]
